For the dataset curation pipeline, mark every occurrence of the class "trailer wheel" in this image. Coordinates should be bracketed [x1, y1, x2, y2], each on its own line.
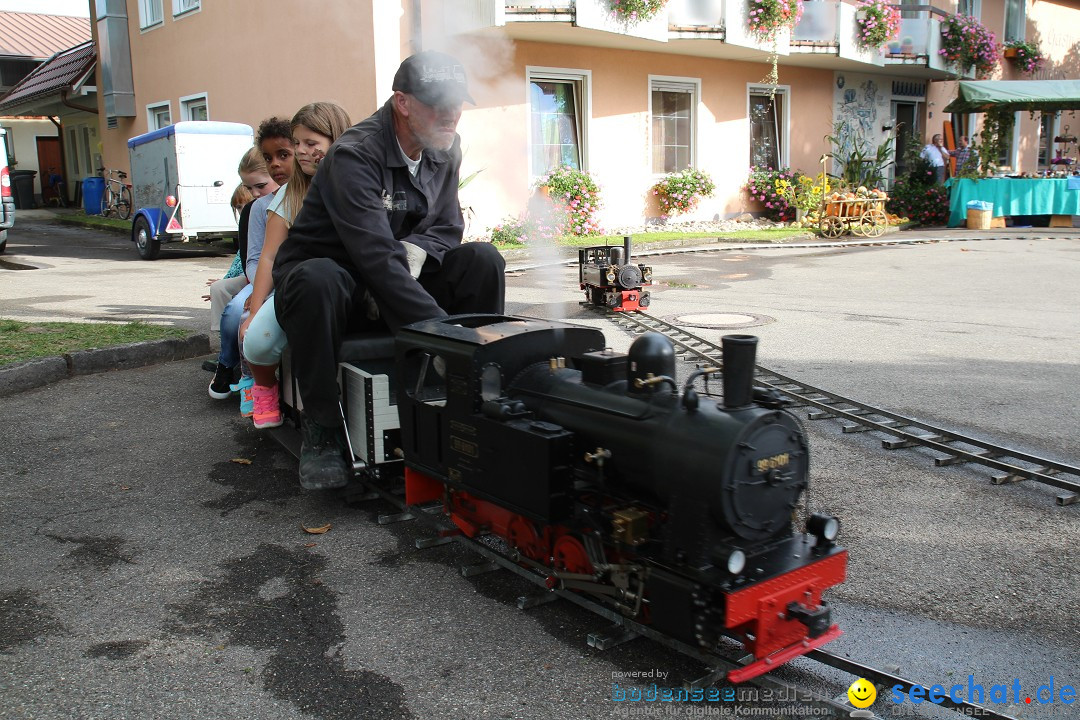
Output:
[134, 216, 161, 260]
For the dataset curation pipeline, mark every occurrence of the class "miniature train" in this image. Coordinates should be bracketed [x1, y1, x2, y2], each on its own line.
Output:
[579, 237, 652, 312]
[279, 314, 846, 682]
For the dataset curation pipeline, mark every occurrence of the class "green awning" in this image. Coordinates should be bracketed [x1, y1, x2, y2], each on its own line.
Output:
[943, 80, 1080, 114]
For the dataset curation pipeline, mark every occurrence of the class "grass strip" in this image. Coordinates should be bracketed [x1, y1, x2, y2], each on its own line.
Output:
[0, 319, 191, 368]
[492, 227, 813, 249]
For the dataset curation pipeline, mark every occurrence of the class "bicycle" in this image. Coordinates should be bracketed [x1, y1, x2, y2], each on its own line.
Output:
[98, 167, 132, 220]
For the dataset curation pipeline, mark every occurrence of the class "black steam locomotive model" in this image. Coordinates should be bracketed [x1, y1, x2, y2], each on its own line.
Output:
[579, 237, 652, 312]
[392, 314, 846, 682]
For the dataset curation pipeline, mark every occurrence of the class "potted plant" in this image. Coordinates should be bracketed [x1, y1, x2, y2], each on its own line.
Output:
[744, 167, 798, 222]
[610, 0, 668, 25]
[939, 14, 999, 79]
[747, 0, 803, 42]
[534, 166, 603, 236]
[855, 0, 901, 51]
[651, 168, 716, 217]
[1003, 39, 1045, 75]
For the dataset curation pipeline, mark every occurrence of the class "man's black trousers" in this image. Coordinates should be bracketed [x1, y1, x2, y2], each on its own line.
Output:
[274, 242, 505, 428]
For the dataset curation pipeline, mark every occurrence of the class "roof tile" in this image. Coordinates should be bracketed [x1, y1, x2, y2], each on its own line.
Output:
[0, 11, 92, 60]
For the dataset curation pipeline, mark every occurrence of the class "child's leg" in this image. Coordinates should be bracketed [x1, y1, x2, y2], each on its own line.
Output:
[209, 276, 248, 335]
[243, 297, 287, 429]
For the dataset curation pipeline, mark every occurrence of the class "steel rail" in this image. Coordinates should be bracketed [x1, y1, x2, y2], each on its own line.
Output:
[808, 649, 1019, 720]
[605, 310, 1080, 505]
[349, 472, 1016, 720]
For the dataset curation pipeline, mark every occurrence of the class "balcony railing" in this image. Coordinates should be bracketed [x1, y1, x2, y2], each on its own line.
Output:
[503, 0, 784, 51]
[883, 4, 964, 75]
[791, 0, 885, 66]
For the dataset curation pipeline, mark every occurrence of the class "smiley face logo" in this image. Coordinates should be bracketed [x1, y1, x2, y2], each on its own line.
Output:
[848, 678, 877, 708]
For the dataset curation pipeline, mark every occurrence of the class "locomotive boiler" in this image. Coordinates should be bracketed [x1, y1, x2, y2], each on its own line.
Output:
[394, 314, 846, 682]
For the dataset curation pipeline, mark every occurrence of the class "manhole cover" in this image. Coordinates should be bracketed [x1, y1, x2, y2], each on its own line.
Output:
[670, 312, 774, 329]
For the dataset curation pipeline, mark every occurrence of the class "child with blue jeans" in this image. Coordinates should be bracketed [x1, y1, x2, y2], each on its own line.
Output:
[207, 123, 293, 413]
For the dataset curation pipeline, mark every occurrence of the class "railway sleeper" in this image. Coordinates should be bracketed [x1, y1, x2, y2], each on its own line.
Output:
[882, 434, 944, 449]
[460, 560, 502, 577]
[517, 593, 560, 610]
[992, 467, 1060, 485]
[842, 419, 900, 433]
[587, 624, 640, 651]
[935, 450, 1002, 467]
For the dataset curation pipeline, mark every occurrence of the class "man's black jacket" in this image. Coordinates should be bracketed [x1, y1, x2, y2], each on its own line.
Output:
[274, 99, 463, 332]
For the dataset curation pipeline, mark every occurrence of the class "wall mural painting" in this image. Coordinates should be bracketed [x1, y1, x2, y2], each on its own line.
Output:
[832, 74, 890, 176]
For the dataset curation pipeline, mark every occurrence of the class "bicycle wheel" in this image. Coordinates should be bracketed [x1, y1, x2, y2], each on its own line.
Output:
[117, 185, 133, 220]
[100, 187, 111, 216]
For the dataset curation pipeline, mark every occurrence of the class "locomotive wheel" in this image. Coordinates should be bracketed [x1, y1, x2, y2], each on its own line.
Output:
[819, 216, 845, 238]
[860, 208, 888, 238]
[507, 516, 547, 563]
[552, 535, 593, 574]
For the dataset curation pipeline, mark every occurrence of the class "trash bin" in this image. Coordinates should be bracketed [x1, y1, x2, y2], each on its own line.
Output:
[965, 200, 993, 230]
[82, 176, 105, 216]
[11, 169, 37, 210]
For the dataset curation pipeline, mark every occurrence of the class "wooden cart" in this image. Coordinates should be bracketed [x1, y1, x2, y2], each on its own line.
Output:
[818, 196, 888, 238]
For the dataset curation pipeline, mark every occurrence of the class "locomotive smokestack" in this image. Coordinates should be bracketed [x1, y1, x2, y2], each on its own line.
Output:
[721, 335, 758, 409]
[623, 235, 633, 263]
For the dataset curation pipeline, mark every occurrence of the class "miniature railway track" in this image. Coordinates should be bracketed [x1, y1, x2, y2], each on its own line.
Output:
[604, 310, 1080, 506]
[342, 474, 1017, 720]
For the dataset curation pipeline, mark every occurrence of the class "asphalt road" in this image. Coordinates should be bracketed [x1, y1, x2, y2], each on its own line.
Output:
[1, 215, 1078, 720]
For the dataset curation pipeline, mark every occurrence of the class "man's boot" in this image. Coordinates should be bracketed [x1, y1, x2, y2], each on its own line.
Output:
[299, 416, 350, 490]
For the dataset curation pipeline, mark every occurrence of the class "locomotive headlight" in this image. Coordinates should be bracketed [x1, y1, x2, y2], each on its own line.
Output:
[807, 513, 840, 544]
[605, 269, 615, 283]
[725, 549, 746, 576]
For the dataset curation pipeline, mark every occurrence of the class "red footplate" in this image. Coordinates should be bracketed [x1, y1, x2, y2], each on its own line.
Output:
[723, 550, 847, 682]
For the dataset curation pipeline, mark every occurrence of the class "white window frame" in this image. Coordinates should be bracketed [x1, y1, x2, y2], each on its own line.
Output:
[173, 0, 201, 18]
[747, 84, 791, 170]
[649, 75, 701, 176]
[179, 93, 209, 121]
[1003, 0, 1025, 43]
[957, 0, 981, 19]
[147, 101, 171, 130]
[138, 0, 163, 30]
[1038, 112, 1060, 167]
[526, 66, 592, 179]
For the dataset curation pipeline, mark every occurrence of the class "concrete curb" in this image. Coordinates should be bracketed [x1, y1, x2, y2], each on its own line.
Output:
[54, 216, 130, 235]
[0, 334, 211, 397]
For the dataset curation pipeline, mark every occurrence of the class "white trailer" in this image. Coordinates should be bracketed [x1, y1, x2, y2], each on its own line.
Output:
[127, 121, 253, 260]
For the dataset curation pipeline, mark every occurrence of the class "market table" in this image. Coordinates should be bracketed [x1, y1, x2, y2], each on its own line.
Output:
[945, 177, 1080, 227]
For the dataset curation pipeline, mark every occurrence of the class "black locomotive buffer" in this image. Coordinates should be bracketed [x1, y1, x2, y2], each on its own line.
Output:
[579, 235, 653, 312]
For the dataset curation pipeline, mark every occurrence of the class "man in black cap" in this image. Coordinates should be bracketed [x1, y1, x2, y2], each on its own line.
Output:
[272, 51, 505, 490]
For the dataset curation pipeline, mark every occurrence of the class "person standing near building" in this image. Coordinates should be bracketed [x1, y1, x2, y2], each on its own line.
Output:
[921, 133, 950, 184]
[272, 51, 505, 491]
[951, 135, 974, 176]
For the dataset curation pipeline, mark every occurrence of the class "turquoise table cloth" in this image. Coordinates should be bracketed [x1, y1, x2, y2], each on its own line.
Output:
[946, 178, 1080, 227]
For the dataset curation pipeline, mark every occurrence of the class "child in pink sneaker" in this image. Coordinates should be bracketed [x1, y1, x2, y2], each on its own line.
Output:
[241, 103, 352, 430]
